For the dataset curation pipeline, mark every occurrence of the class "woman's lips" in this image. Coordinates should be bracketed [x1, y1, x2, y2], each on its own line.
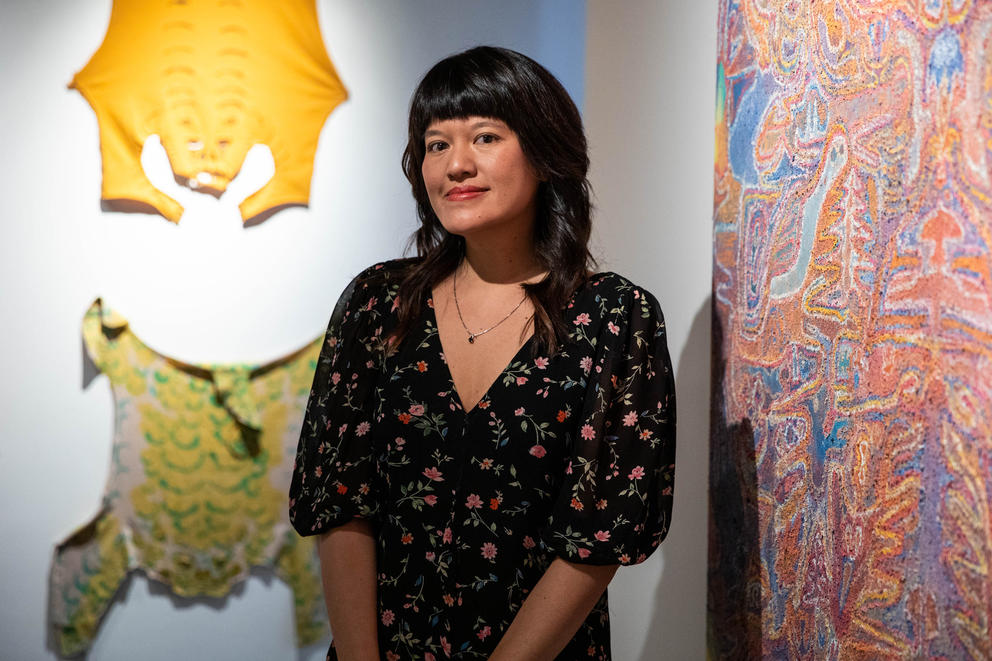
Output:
[445, 186, 487, 201]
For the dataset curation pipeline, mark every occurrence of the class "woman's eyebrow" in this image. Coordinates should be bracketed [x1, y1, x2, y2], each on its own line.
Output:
[470, 119, 505, 130]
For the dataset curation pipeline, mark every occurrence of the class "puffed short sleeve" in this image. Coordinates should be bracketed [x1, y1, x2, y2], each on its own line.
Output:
[289, 266, 392, 536]
[542, 282, 676, 565]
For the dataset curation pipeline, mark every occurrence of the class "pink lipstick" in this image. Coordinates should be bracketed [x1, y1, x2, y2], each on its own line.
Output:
[445, 185, 487, 201]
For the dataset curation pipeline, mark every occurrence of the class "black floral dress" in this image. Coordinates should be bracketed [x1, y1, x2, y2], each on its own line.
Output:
[289, 260, 676, 660]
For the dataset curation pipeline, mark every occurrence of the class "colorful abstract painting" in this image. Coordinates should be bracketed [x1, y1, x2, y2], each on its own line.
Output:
[710, 1, 992, 658]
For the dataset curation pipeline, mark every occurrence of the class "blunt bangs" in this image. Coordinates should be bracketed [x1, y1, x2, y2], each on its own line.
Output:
[409, 48, 537, 143]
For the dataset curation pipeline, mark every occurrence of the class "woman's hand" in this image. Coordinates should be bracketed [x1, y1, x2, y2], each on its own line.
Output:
[488, 557, 619, 660]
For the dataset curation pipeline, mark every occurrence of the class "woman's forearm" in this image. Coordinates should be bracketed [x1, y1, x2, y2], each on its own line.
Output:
[318, 519, 380, 661]
[488, 558, 619, 661]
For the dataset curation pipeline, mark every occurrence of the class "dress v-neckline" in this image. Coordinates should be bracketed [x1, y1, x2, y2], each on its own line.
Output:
[427, 296, 534, 415]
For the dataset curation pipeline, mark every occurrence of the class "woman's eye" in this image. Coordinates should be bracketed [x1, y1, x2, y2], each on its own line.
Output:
[475, 133, 499, 145]
[426, 141, 448, 153]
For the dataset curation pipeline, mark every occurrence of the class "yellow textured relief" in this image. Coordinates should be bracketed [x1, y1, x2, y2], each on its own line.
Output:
[49, 299, 326, 656]
[71, 0, 347, 223]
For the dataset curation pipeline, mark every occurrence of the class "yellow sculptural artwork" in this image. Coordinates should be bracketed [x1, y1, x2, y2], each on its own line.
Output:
[71, 0, 348, 223]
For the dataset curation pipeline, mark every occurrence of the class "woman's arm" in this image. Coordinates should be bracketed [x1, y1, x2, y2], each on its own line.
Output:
[317, 519, 380, 661]
[488, 558, 619, 661]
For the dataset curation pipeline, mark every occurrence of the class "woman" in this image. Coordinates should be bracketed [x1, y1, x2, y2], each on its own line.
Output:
[290, 46, 676, 660]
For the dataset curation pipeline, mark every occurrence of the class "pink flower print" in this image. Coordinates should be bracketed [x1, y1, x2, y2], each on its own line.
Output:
[477, 625, 492, 640]
[381, 609, 395, 626]
[515, 407, 526, 416]
[523, 536, 536, 549]
[619, 553, 631, 563]
[639, 429, 653, 440]
[594, 530, 611, 542]
[314, 466, 322, 478]
[573, 312, 591, 326]
[622, 411, 638, 427]
[442, 527, 453, 543]
[395, 437, 406, 448]
[479, 458, 493, 469]
[417, 360, 428, 372]
[577, 548, 591, 559]
[477, 399, 490, 409]
[465, 494, 483, 509]
[579, 356, 593, 374]
[409, 404, 425, 416]
[442, 594, 455, 606]
[596, 498, 608, 510]
[441, 637, 451, 656]
[580, 424, 596, 441]
[607, 321, 620, 335]
[534, 356, 549, 369]
[426, 654, 436, 661]
[355, 421, 371, 436]
[516, 376, 528, 385]
[629, 465, 645, 480]
[331, 372, 341, 385]
[366, 360, 374, 369]
[386, 652, 400, 661]
[424, 494, 438, 506]
[481, 542, 498, 560]
[529, 444, 546, 458]
[425, 551, 436, 561]
[422, 467, 444, 481]
[365, 296, 377, 311]
[338, 423, 348, 437]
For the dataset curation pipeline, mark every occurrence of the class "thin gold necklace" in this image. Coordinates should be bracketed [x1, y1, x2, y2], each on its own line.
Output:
[452, 268, 528, 344]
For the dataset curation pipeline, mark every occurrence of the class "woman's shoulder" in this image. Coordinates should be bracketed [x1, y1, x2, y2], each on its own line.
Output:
[344, 257, 416, 300]
[352, 257, 417, 288]
[331, 257, 417, 323]
[574, 270, 663, 313]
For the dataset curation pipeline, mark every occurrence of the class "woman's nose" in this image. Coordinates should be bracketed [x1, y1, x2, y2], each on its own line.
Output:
[446, 141, 476, 180]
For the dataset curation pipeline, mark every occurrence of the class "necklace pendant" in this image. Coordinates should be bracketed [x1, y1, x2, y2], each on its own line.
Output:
[468, 335, 475, 344]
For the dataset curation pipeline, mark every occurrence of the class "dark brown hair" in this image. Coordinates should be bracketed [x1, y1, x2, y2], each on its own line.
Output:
[393, 46, 594, 355]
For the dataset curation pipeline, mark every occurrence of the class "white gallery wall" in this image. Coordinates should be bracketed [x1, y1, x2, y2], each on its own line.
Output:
[0, 0, 715, 659]
[585, 1, 718, 660]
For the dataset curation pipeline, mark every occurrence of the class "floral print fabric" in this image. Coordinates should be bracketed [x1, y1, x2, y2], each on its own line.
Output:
[290, 260, 676, 660]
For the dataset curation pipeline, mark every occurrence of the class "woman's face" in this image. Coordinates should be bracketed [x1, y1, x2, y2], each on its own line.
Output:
[421, 116, 541, 240]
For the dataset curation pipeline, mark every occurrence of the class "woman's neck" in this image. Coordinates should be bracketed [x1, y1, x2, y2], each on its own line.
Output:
[461, 229, 544, 286]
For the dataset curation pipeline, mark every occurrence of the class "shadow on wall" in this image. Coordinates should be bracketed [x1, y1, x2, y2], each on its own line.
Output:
[706, 301, 760, 660]
[637, 297, 711, 661]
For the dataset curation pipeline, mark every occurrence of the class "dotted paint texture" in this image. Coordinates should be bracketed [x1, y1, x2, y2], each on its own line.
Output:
[711, 1, 992, 658]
